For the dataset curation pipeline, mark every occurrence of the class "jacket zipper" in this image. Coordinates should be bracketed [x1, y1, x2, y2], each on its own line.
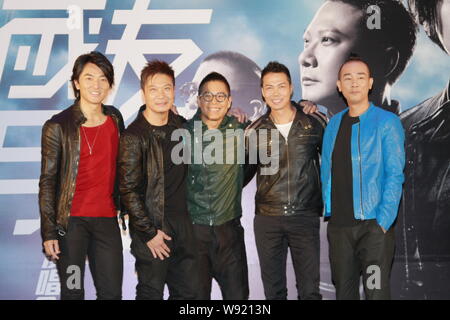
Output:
[358, 123, 364, 219]
[68, 127, 81, 219]
[111, 114, 125, 229]
[313, 158, 320, 187]
[286, 139, 291, 207]
[297, 134, 319, 137]
[199, 126, 214, 226]
[59, 126, 81, 236]
[205, 164, 214, 226]
[158, 135, 166, 232]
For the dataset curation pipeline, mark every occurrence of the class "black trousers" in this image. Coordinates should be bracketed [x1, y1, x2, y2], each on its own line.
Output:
[130, 212, 198, 300]
[56, 216, 123, 300]
[327, 219, 395, 300]
[254, 214, 322, 300]
[193, 218, 249, 300]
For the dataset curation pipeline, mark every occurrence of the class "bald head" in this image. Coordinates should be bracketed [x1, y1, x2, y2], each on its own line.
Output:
[338, 56, 371, 80]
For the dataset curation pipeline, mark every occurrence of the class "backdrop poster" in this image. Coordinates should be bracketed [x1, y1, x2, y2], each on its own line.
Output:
[0, 0, 448, 299]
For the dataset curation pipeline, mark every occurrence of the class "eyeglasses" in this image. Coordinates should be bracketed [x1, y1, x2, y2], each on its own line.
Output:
[200, 92, 229, 102]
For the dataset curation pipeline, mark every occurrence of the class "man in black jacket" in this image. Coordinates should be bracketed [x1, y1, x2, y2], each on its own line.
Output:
[118, 60, 197, 300]
[246, 61, 326, 300]
[39, 51, 125, 300]
[392, 0, 450, 299]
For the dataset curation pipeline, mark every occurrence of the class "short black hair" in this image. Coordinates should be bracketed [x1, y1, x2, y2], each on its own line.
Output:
[140, 60, 175, 90]
[338, 53, 372, 79]
[408, 0, 445, 52]
[70, 51, 114, 101]
[198, 72, 231, 95]
[260, 61, 292, 87]
[329, 0, 417, 85]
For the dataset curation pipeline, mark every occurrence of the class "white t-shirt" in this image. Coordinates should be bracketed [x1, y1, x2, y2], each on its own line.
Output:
[274, 121, 293, 141]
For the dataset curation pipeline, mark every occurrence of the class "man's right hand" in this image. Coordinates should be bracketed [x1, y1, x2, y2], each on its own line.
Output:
[228, 106, 248, 123]
[43, 239, 60, 261]
[146, 230, 172, 260]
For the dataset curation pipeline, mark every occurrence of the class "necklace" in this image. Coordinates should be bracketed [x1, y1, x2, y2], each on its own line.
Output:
[81, 124, 101, 155]
[271, 107, 296, 125]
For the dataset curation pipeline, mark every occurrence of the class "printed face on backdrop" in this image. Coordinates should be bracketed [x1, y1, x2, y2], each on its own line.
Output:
[261, 72, 294, 112]
[438, 0, 450, 54]
[143, 73, 175, 114]
[180, 57, 263, 120]
[197, 80, 232, 123]
[337, 60, 374, 106]
[74, 62, 111, 106]
[299, 1, 365, 115]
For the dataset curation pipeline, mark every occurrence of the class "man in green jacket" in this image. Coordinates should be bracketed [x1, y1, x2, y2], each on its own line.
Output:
[185, 71, 251, 300]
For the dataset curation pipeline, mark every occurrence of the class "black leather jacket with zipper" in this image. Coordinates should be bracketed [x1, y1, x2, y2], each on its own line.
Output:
[38, 103, 125, 242]
[245, 102, 326, 217]
[118, 106, 186, 243]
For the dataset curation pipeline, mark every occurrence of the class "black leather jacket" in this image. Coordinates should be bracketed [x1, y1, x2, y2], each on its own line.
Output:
[118, 106, 186, 243]
[38, 103, 125, 242]
[397, 81, 450, 268]
[245, 102, 326, 216]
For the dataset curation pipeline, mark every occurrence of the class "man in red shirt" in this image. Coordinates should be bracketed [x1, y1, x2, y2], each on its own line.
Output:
[39, 51, 125, 299]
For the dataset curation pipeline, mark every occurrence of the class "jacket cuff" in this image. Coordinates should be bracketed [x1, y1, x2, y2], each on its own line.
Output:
[136, 227, 157, 243]
[42, 231, 58, 242]
[376, 216, 392, 232]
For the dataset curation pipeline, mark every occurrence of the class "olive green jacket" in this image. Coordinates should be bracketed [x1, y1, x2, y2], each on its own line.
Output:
[185, 110, 251, 226]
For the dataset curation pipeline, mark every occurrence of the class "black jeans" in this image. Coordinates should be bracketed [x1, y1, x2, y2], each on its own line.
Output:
[327, 219, 395, 300]
[130, 212, 198, 300]
[254, 214, 322, 300]
[193, 218, 249, 300]
[56, 216, 123, 300]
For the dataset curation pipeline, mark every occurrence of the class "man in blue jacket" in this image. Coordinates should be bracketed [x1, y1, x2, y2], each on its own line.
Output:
[321, 55, 405, 300]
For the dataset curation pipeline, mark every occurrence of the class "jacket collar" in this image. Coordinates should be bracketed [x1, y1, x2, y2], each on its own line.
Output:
[439, 79, 450, 107]
[381, 99, 400, 115]
[70, 101, 114, 126]
[357, 102, 375, 121]
[135, 104, 181, 129]
[259, 101, 308, 129]
[190, 107, 234, 130]
[339, 102, 376, 122]
[411, 80, 449, 135]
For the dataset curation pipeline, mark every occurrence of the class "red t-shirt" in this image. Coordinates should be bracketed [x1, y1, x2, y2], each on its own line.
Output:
[70, 116, 119, 217]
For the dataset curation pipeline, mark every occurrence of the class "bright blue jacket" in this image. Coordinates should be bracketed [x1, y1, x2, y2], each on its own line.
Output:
[321, 103, 405, 231]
